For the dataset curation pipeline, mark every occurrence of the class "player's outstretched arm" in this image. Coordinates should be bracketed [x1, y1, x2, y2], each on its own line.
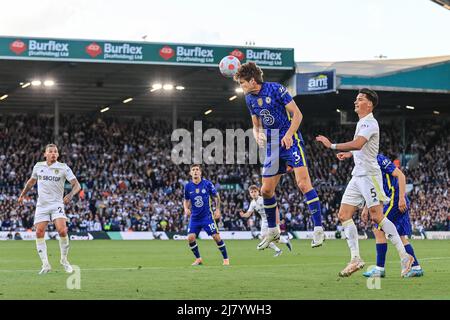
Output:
[392, 168, 407, 212]
[63, 178, 81, 204]
[239, 210, 254, 218]
[18, 178, 37, 204]
[282, 101, 303, 149]
[316, 135, 367, 151]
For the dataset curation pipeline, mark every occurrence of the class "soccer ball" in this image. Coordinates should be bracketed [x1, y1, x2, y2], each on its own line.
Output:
[219, 55, 241, 78]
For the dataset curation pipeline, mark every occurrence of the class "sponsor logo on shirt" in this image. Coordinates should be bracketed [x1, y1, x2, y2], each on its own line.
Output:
[38, 175, 61, 182]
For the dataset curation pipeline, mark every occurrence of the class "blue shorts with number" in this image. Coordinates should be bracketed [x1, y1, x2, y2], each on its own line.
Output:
[188, 216, 218, 236]
[262, 141, 308, 177]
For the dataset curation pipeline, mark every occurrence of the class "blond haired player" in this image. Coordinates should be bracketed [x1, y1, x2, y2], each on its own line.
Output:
[240, 185, 292, 257]
[18, 144, 81, 274]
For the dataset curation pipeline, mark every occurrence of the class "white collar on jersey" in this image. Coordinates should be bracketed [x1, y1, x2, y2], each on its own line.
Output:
[45, 161, 60, 167]
[359, 112, 374, 122]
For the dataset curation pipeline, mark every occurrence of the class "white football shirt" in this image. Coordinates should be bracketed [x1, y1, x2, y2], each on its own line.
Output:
[248, 196, 266, 221]
[351, 113, 382, 176]
[31, 161, 76, 207]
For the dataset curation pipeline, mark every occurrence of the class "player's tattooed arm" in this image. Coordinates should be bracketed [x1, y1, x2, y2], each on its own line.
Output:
[18, 178, 37, 204]
[63, 178, 81, 204]
[213, 194, 221, 220]
[316, 135, 367, 151]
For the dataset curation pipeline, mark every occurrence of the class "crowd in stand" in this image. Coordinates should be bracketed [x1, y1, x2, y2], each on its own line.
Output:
[0, 114, 448, 234]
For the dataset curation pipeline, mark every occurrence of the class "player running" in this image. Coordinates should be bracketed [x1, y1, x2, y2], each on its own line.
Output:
[240, 185, 292, 257]
[316, 88, 414, 277]
[183, 164, 229, 266]
[234, 62, 325, 251]
[18, 144, 81, 274]
[358, 154, 423, 278]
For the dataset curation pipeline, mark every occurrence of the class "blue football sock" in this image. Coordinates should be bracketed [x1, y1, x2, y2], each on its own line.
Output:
[376, 243, 388, 268]
[263, 196, 277, 228]
[305, 189, 322, 227]
[189, 241, 201, 259]
[216, 240, 228, 259]
[404, 244, 419, 267]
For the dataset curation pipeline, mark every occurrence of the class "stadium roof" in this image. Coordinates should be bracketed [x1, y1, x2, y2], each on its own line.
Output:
[296, 55, 450, 76]
[0, 36, 294, 118]
[296, 55, 450, 93]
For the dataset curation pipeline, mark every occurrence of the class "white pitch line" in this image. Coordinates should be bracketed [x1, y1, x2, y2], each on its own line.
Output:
[0, 257, 448, 273]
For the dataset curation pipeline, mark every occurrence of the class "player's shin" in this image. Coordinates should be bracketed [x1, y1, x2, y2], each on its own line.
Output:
[36, 238, 49, 265]
[189, 241, 201, 259]
[305, 189, 322, 228]
[268, 242, 281, 251]
[379, 218, 408, 258]
[263, 197, 277, 228]
[342, 219, 360, 259]
[59, 235, 70, 261]
[376, 243, 388, 269]
[216, 240, 228, 259]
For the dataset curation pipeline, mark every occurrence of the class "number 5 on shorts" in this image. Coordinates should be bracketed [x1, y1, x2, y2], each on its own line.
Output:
[370, 188, 377, 202]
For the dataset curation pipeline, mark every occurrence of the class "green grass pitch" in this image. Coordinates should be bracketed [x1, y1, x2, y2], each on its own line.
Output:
[0, 239, 449, 299]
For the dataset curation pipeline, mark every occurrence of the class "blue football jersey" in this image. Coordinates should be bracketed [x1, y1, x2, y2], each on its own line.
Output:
[184, 178, 217, 220]
[377, 154, 408, 206]
[245, 82, 304, 143]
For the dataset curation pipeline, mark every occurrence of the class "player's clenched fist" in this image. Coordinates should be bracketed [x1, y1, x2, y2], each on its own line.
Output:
[336, 152, 352, 161]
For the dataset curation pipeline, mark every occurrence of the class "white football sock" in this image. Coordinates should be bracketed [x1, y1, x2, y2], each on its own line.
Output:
[36, 238, 49, 265]
[342, 219, 360, 259]
[278, 236, 288, 244]
[59, 236, 70, 261]
[268, 242, 281, 252]
[379, 218, 408, 259]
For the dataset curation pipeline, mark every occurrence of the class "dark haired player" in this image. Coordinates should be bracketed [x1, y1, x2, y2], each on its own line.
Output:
[316, 89, 414, 277]
[234, 62, 325, 250]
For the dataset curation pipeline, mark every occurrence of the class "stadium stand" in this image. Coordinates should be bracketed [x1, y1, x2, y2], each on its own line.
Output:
[0, 114, 448, 233]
